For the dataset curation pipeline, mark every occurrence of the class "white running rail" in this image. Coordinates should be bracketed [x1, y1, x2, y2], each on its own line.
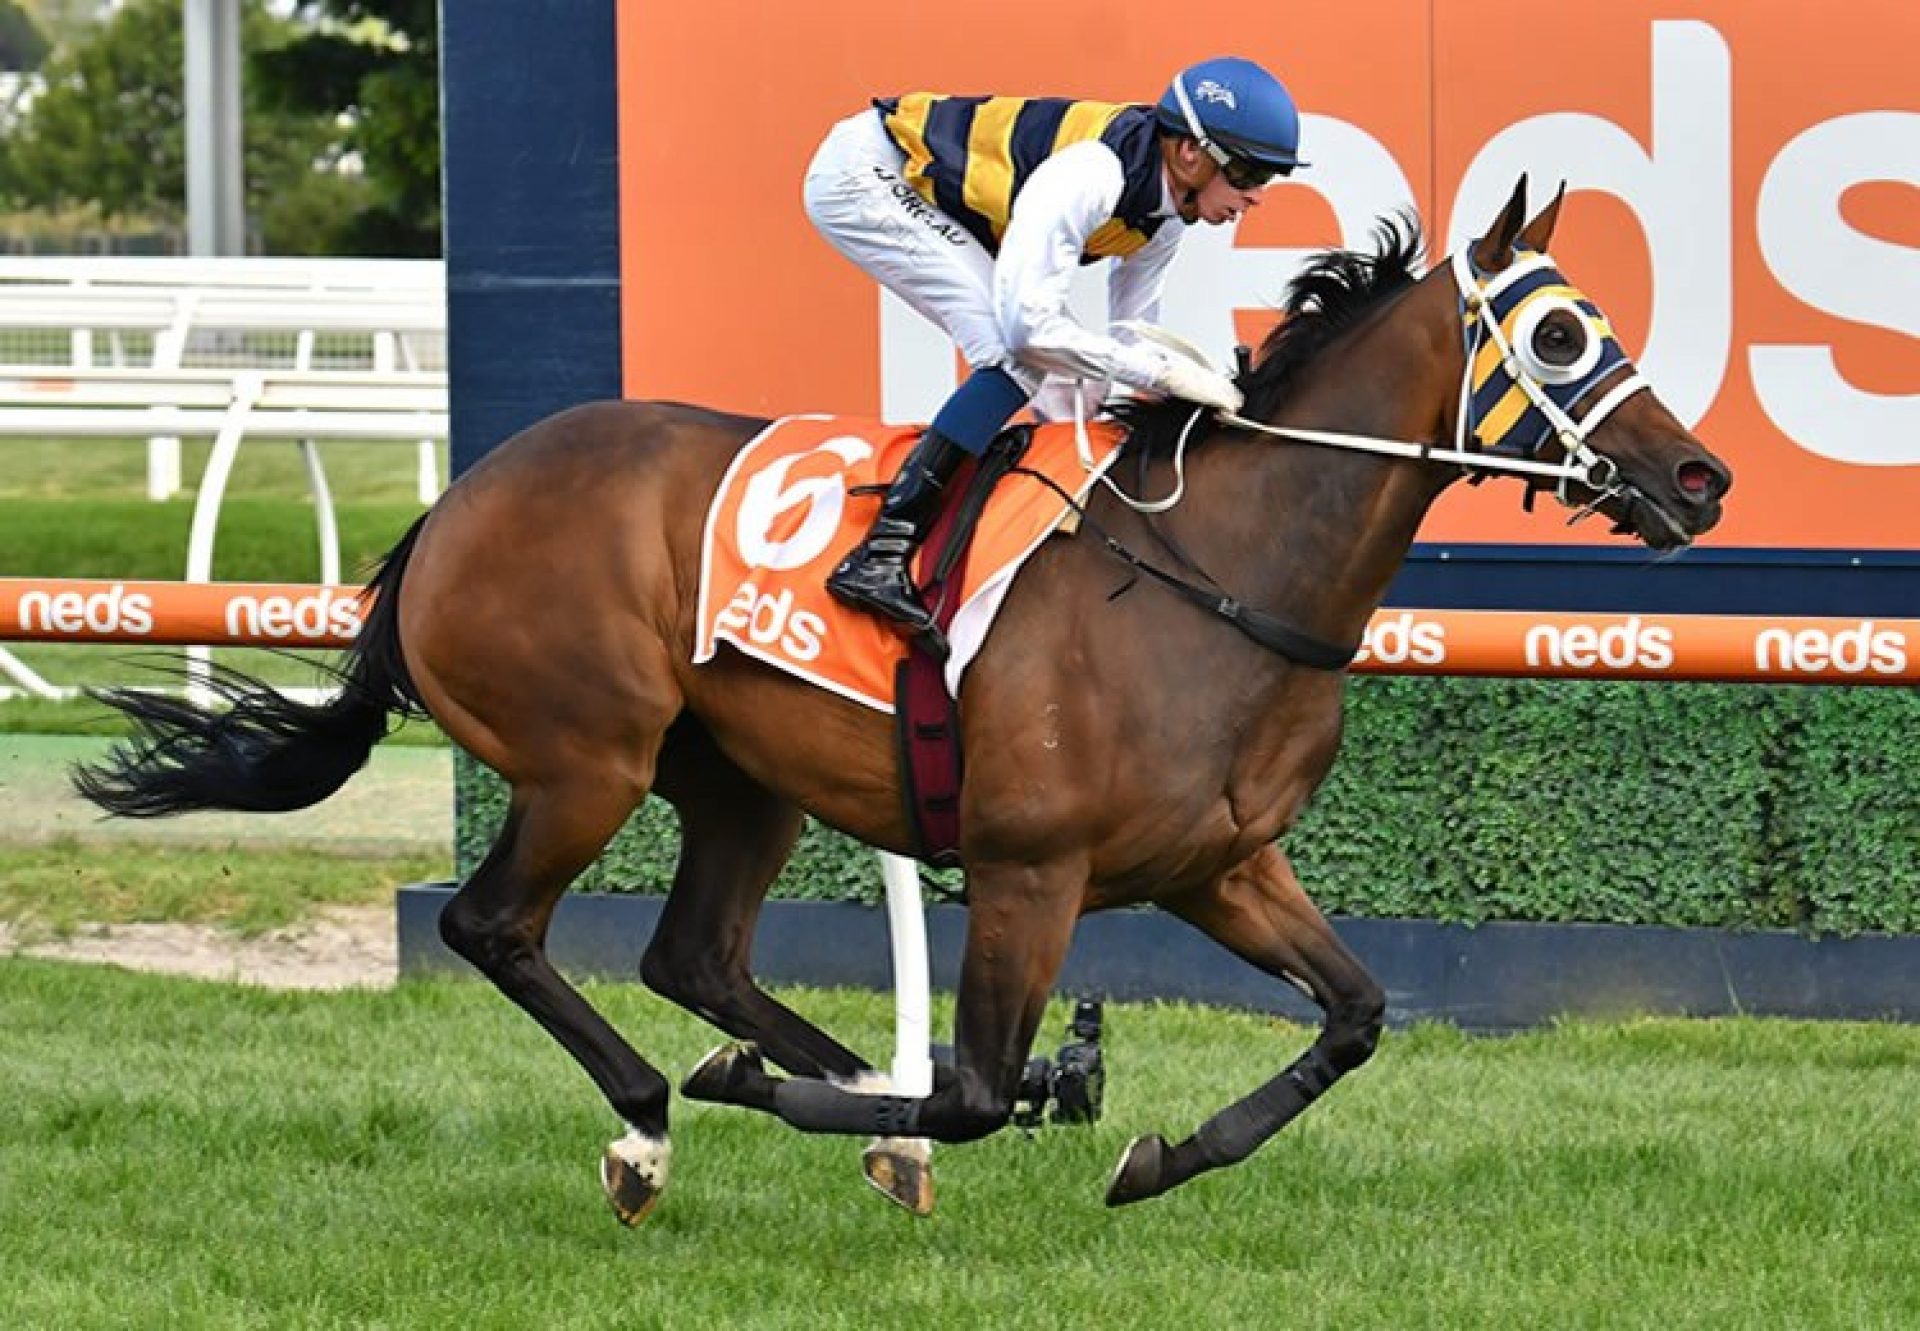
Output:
[0, 257, 445, 501]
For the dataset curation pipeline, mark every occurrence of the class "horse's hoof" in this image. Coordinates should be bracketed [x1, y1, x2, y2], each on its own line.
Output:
[1105, 1133, 1171, 1207]
[601, 1130, 671, 1227]
[681, 1041, 765, 1105]
[863, 1137, 935, 1217]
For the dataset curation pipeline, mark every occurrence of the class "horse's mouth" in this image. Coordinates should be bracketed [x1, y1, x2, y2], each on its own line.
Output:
[1610, 486, 1722, 552]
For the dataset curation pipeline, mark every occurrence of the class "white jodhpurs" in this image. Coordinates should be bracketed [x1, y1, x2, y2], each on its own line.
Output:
[803, 110, 1041, 394]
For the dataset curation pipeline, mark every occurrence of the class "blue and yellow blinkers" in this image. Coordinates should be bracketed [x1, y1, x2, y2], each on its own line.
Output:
[1463, 249, 1636, 459]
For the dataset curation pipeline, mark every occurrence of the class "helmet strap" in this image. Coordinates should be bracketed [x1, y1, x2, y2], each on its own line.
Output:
[1169, 70, 1226, 167]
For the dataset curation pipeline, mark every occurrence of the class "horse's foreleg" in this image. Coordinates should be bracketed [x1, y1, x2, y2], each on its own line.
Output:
[436, 777, 673, 1226]
[1106, 843, 1385, 1206]
[684, 859, 1082, 1148]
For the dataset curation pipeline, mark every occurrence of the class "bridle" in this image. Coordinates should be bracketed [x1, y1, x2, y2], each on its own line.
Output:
[1047, 241, 1695, 670]
[1084, 243, 1692, 544]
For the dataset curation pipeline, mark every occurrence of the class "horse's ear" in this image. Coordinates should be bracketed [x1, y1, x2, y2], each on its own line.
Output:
[1470, 174, 1530, 272]
[1517, 180, 1567, 253]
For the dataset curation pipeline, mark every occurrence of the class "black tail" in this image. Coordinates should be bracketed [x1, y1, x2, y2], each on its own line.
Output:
[72, 516, 432, 819]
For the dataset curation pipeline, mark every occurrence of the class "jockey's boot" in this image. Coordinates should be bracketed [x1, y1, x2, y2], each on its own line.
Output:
[826, 428, 969, 637]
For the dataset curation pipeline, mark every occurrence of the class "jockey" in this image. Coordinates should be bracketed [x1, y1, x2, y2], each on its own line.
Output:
[804, 56, 1306, 640]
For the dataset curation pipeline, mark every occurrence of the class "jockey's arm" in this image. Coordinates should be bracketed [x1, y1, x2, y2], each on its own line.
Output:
[993, 142, 1171, 395]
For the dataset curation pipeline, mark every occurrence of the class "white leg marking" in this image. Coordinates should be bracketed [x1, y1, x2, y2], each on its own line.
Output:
[605, 1126, 671, 1192]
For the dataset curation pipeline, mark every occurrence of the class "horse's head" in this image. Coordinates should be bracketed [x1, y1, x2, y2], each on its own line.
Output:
[1449, 176, 1731, 549]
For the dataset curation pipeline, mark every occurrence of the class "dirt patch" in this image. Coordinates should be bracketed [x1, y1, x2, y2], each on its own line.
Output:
[0, 904, 396, 990]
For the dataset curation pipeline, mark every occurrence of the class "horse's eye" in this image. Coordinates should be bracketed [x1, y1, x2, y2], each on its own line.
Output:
[1532, 312, 1587, 368]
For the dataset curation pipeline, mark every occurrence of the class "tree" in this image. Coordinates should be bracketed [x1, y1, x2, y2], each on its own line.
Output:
[0, 0, 359, 250]
[1, 0, 187, 219]
[252, 0, 439, 255]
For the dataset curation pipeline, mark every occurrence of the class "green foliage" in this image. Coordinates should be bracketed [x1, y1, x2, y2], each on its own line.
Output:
[253, 0, 439, 255]
[1769, 687, 1920, 935]
[0, 0, 186, 218]
[0, 0, 350, 251]
[455, 677, 1920, 936]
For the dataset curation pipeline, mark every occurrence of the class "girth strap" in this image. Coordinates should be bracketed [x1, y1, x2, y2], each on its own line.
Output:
[894, 425, 1035, 865]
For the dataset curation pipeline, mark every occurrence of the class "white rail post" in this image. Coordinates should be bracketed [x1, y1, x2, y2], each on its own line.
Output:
[146, 296, 194, 501]
[291, 326, 343, 584]
[182, 371, 263, 703]
[0, 647, 73, 700]
[880, 851, 935, 1098]
[398, 334, 439, 503]
[299, 441, 343, 587]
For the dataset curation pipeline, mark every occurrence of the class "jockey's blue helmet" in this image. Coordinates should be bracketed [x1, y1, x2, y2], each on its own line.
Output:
[1154, 56, 1306, 175]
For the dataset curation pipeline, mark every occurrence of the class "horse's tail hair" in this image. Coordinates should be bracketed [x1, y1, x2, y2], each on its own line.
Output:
[72, 515, 432, 819]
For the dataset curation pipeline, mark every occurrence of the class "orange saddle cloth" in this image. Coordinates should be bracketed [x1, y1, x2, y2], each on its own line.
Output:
[694, 415, 1125, 710]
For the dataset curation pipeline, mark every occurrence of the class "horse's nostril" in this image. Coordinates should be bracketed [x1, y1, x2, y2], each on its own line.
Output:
[1676, 460, 1720, 501]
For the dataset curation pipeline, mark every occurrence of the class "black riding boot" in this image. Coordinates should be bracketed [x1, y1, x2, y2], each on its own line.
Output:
[826, 429, 970, 636]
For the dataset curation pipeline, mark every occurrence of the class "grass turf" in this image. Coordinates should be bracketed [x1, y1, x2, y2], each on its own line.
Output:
[0, 842, 443, 937]
[0, 964, 1916, 1330]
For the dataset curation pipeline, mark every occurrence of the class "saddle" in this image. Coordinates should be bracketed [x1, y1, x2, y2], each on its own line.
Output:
[896, 424, 1033, 867]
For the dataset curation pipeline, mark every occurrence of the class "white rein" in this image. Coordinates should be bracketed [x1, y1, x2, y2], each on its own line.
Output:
[1075, 248, 1652, 517]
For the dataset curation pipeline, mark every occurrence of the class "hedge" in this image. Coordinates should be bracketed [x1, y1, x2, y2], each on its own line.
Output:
[454, 678, 1920, 937]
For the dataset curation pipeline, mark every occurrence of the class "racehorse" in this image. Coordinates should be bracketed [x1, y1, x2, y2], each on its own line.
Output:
[75, 178, 1730, 1223]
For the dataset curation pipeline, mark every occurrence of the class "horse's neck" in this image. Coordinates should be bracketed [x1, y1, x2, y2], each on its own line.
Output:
[1179, 405, 1452, 655]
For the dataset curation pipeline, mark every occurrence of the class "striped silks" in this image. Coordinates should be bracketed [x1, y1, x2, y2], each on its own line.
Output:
[875, 94, 1169, 259]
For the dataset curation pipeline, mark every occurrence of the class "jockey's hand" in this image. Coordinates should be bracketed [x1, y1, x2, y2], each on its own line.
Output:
[1153, 356, 1245, 415]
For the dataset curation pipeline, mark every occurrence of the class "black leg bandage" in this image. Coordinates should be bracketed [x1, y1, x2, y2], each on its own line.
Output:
[1190, 1045, 1342, 1171]
[773, 1079, 923, 1137]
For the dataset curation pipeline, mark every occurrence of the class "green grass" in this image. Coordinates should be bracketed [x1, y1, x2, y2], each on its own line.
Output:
[0, 841, 443, 937]
[0, 437, 435, 580]
[0, 968, 1915, 1330]
[0, 695, 444, 746]
[0, 436, 439, 506]
[0, 733, 451, 920]
[0, 495, 426, 581]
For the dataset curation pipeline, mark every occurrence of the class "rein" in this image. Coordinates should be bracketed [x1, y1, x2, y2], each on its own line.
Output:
[1082, 244, 1692, 544]
[1033, 240, 1689, 671]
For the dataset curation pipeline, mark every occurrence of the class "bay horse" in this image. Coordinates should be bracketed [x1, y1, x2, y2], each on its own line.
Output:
[75, 178, 1729, 1222]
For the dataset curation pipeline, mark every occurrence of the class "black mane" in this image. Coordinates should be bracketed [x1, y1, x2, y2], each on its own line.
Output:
[1111, 212, 1426, 456]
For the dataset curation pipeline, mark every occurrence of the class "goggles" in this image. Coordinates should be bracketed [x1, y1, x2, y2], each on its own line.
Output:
[1168, 72, 1293, 192]
[1219, 155, 1284, 190]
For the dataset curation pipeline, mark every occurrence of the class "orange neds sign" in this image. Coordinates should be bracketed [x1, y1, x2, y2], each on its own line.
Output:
[6, 578, 1915, 685]
[0, 580, 368, 648]
[617, 0, 1917, 552]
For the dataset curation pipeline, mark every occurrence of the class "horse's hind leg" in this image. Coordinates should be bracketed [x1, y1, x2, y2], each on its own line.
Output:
[643, 717, 870, 1081]
[684, 857, 1085, 1149]
[644, 722, 948, 1212]
[436, 774, 675, 1226]
[1106, 843, 1386, 1206]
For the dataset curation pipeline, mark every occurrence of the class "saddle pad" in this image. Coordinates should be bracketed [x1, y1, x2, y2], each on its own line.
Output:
[695, 414, 1124, 711]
